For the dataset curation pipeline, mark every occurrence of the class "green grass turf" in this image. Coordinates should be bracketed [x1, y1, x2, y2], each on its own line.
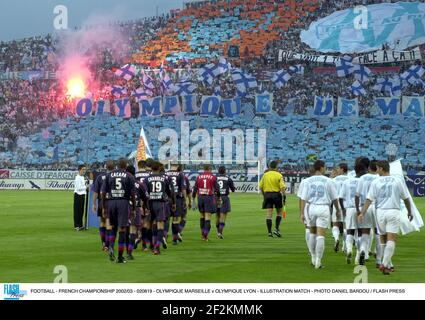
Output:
[0, 191, 424, 283]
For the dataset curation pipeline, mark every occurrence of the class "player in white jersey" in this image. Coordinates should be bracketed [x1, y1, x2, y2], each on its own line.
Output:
[359, 160, 412, 275]
[297, 177, 310, 256]
[339, 164, 363, 264]
[355, 161, 379, 266]
[299, 160, 341, 269]
[331, 163, 349, 253]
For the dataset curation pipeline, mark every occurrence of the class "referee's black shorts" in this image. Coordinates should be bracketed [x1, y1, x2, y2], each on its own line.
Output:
[262, 192, 283, 209]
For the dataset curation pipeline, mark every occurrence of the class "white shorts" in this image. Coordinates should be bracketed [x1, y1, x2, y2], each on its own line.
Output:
[358, 206, 374, 229]
[345, 208, 358, 230]
[376, 209, 400, 235]
[331, 205, 343, 223]
[304, 203, 311, 228]
[307, 204, 330, 229]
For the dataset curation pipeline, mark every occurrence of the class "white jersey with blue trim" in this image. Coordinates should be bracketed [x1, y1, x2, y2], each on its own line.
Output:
[299, 175, 338, 206]
[356, 173, 379, 206]
[367, 176, 409, 210]
[339, 177, 359, 209]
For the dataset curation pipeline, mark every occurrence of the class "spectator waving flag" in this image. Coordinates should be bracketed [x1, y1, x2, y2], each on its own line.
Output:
[132, 87, 152, 101]
[214, 85, 221, 96]
[142, 72, 155, 90]
[218, 57, 231, 74]
[289, 65, 305, 75]
[353, 65, 372, 83]
[111, 85, 127, 98]
[232, 69, 257, 97]
[401, 65, 425, 85]
[350, 80, 367, 96]
[199, 63, 220, 85]
[160, 72, 176, 94]
[389, 76, 403, 97]
[335, 56, 355, 77]
[174, 82, 197, 96]
[272, 70, 291, 88]
[115, 64, 136, 81]
[373, 77, 392, 93]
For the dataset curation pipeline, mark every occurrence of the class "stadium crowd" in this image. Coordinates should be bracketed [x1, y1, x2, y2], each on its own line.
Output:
[1, 0, 425, 172]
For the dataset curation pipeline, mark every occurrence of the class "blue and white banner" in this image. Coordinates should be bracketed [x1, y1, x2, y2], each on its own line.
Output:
[313, 96, 334, 117]
[301, 2, 425, 53]
[402, 96, 425, 117]
[337, 97, 359, 116]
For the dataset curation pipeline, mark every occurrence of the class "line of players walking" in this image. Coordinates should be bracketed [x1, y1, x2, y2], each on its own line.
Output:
[92, 158, 235, 263]
[298, 158, 413, 275]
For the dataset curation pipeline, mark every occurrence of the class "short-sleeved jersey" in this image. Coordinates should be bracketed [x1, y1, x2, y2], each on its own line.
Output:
[366, 176, 409, 210]
[297, 179, 307, 198]
[356, 173, 379, 206]
[259, 170, 285, 193]
[300, 175, 338, 205]
[101, 170, 136, 201]
[193, 172, 219, 196]
[339, 177, 360, 208]
[217, 174, 236, 196]
[184, 176, 192, 195]
[145, 173, 173, 201]
[93, 172, 107, 194]
[333, 175, 349, 195]
[166, 171, 186, 197]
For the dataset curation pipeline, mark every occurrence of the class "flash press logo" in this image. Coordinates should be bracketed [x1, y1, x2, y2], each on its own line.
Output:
[3, 284, 27, 300]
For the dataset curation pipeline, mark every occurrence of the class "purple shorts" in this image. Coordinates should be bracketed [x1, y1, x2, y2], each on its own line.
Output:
[130, 208, 142, 227]
[171, 197, 186, 217]
[198, 195, 216, 214]
[107, 199, 130, 228]
[217, 195, 231, 214]
[149, 201, 167, 222]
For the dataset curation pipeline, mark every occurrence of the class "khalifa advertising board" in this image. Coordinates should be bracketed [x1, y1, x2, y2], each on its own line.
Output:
[301, 2, 425, 53]
[0, 170, 77, 190]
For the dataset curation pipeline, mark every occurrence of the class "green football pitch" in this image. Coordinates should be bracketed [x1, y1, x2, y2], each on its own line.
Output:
[1, 191, 424, 283]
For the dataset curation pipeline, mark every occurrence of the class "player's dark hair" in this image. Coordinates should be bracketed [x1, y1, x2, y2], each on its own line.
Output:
[126, 165, 136, 176]
[204, 164, 211, 171]
[369, 160, 378, 172]
[354, 163, 366, 176]
[177, 165, 183, 172]
[106, 160, 115, 171]
[376, 160, 390, 173]
[151, 161, 161, 172]
[269, 161, 278, 169]
[78, 165, 86, 171]
[338, 163, 348, 173]
[138, 160, 147, 169]
[313, 160, 325, 172]
[360, 157, 370, 169]
[118, 158, 128, 169]
[218, 166, 226, 174]
[146, 158, 154, 168]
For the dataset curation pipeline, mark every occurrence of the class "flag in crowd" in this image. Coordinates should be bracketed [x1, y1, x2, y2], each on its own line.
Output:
[353, 65, 372, 83]
[335, 56, 355, 77]
[132, 87, 152, 101]
[115, 64, 136, 81]
[272, 70, 291, 88]
[289, 65, 305, 75]
[401, 65, 425, 85]
[373, 77, 393, 93]
[174, 82, 197, 96]
[218, 57, 231, 74]
[199, 63, 220, 85]
[231, 69, 257, 97]
[111, 85, 127, 98]
[350, 80, 367, 96]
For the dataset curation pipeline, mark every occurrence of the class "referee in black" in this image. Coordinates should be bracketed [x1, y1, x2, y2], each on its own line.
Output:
[73, 165, 88, 231]
[259, 161, 286, 238]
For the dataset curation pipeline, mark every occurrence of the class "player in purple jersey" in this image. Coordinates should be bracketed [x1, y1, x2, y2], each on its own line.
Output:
[179, 169, 192, 237]
[215, 166, 236, 239]
[134, 160, 153, 252]
[101, 158, 136, 264]
[92, 160, 114, 251]
[166, 164, 187, 245]
[145, 161, 176, 255]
